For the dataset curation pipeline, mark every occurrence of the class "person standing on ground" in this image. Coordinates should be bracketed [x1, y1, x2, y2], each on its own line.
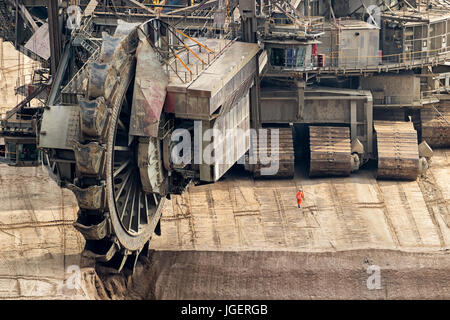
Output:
[296, 188, 304, 209]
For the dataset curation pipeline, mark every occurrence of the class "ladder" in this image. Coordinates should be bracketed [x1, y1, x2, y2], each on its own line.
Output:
[72, 15, 101, 55]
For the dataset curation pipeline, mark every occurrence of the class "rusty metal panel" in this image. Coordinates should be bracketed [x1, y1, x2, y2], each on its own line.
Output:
[164, 91, 178, 114]
[79, 97, 109, 138]
[260, 87, 298, 123]
[73, 141, 105, 176]
[170, 42, 259, 120]
[199, 92, 250, 182]
[67, 184, 104, 210]
[214, 92, 250, 180]
[130, 30, 168, 137]
[208, 57, 257, 116]
[24, 23, 50, 60]
[39, 105, 79, 150]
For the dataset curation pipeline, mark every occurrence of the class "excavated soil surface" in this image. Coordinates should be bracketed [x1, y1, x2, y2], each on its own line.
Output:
[93, 249, 450, 300]
[0, 149, 448, 299]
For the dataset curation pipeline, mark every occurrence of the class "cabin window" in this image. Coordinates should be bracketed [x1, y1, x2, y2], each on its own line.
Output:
[286, 48, 297, 67]
[270, 48, 285, 67]
[19, 144, 38, 162]
[7, 143, 16, 163]
[270, 47, 307, 68]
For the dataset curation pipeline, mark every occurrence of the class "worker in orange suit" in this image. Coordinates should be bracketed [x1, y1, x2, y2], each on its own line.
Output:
[296, 188, 304, 209]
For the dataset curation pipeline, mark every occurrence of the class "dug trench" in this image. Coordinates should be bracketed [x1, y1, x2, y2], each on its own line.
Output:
[91, 249, 450, 299]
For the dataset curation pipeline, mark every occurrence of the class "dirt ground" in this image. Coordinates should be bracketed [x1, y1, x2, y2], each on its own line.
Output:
[0, 149, 448, 299]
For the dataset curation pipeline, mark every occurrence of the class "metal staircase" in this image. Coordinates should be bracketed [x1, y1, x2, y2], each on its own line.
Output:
[72, 16, 101, 55]
[59, 16, 101, 103]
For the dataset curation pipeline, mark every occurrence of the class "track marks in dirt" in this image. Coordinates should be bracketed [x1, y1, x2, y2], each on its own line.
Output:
[417, 172, 448, 247]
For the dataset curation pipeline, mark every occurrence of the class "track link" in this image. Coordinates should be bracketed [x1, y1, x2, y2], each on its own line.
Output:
[309, 126, 352, 177]
[375, 121, 420, 180]
[252, 127, 294, 178]
[421, 100, 450, 148]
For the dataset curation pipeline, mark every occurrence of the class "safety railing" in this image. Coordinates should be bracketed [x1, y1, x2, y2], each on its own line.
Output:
[373, 95, 422, 105]
[271, 46, 450, 73]
[268, 16, 325, 34]
[325, 47, 449, 68]
[421, 85, 450, 98]
[60, 15, 100, 96]
[60, 47, 99, 95]
[371, 89, 448, 106]
[15, 74, 34, 92]
[164, 38, 232, 84]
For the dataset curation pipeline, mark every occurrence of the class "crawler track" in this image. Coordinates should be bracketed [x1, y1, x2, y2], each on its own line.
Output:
[309, 126, 352, 177]
[252, 127, 294, 178]
[375, 121, 420, 180]
[421, 101, 450, 148]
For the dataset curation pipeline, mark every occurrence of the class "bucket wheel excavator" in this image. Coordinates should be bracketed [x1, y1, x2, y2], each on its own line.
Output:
[1, 0, 449, 274]
[33, 3, 259, 272]
[0, 0, 262, 273]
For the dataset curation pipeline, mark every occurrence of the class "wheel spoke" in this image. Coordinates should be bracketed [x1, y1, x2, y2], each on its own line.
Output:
[143, 193, 149, 225]
[153, 193, 159, 205]
[128, 134, 135, 147]
[115, 169, 132, 202]
[117, 118, 127, 131]
[146, 194, 156, 220]
[112, 134, 161, 235]
[114, 146, 130, 152]
[114, 159, 131, 178]
[136, 191, 142, 231]
[120, 176, 134, 220]
[128, 184, 137, 232]
[122, 96, 130, 113]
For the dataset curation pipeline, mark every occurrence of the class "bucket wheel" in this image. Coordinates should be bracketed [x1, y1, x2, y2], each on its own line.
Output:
[68, 22, 166, 272]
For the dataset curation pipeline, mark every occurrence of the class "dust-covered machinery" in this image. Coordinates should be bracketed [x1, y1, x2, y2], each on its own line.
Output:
[0, 0, 449, 272]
